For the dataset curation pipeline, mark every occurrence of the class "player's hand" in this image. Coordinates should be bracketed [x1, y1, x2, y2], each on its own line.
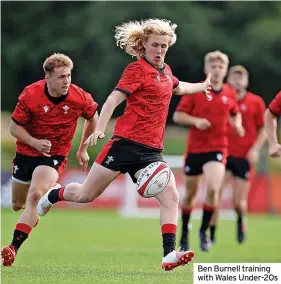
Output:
[246, 148, 260, 165]
[84, 131, 105, 146]
[194, 118, 211, 130]
[204, 73, 212, 101]
[76, 150, 89, 172]
[32, 139, 52, 157]
[235, 125, 245, 137]
[268, 143, 281, 158]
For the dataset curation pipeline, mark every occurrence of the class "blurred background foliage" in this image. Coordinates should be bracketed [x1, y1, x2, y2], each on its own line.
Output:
[1, 1, 281, 168]
[2, 1, 281, 120]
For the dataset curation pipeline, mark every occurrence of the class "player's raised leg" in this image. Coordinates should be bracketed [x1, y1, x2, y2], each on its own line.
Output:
[1, 166, 58, 267]
[38, 162, 120, 216]
[180, 175, 201, 251]
[209, 170, 232, 244]
[199, 161, 225, 251]
[153, 171, 195, 271]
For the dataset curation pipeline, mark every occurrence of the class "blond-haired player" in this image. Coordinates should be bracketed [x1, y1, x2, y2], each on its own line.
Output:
[38, 19, 211, 271]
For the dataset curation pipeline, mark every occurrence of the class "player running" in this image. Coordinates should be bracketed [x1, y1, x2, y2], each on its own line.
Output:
[173, 51, 244, 252]
[209, 65, 266, 244]
[1, 53, 98, 267]
[37, 19, 211, 271]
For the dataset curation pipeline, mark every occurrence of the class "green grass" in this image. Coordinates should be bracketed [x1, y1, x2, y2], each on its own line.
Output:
[1, 210, 281, 284]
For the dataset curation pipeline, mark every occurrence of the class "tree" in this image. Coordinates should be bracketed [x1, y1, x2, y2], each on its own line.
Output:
[2, 1, 281, 122]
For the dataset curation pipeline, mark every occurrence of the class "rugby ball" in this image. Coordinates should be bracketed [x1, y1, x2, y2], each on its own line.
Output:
[136, 162, 171, 198]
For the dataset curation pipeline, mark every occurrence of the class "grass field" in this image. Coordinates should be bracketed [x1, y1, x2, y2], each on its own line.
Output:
[1, 209, 281, 284]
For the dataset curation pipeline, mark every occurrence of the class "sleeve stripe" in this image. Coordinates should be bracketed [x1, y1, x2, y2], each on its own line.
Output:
[114, 88, 131, 96]
[269, 107, 279, 117]
[12, 117, 27, 126]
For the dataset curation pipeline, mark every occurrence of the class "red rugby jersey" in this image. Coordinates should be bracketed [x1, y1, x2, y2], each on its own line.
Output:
[12, 79, 98, 156]
[269, 91, 281, 116]
[176, 84, 239, 154]
[228, 92, 265, 158]
[113, 58, 179, 149]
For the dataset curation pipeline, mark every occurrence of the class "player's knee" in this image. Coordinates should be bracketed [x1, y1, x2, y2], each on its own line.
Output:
[160, 185, 179, 207]
[206, 186, 220, 205]
[27, 188, 47, 205]
[12, 202, 25, 211]
[207, 186, 219, 197]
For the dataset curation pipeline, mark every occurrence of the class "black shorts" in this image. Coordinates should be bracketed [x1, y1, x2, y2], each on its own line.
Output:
[95, 136, 164, 183]
[12, 153, 67, 184]
[184, 151, 226, 176]
[226, 156, 252, 180]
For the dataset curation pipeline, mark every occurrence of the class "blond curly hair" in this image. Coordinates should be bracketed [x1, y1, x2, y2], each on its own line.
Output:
[43, 53, 73, 74]
[115, 18, 177, 59]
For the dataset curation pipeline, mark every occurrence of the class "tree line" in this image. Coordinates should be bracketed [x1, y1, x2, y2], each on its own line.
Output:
[2, 1, 281, 123]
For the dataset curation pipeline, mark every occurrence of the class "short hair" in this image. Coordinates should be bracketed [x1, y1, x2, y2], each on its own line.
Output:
[228, 65, 249, 77]
[115, 18, 177, 59]
[204, 50, 229, 66]
[43, 53, 73, 74]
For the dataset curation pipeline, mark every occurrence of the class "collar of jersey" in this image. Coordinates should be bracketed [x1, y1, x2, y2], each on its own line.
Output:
[142, 57, 165, 74]
[44, 83, 68, 104]
[212, 87, 223, 95]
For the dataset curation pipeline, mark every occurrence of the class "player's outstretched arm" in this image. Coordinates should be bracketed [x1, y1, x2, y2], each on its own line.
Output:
[9, 120, 51, 156]
[85, 90, 126, 146]
[173, 73, 212, 99]
[264, 109, 281, 157]
[173, 111, 211, 130]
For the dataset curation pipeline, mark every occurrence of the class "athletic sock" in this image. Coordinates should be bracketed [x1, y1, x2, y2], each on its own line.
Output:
[11, 223, 32, 252]
[162, 224, 177, 257]
[199, 204, 216, 234]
